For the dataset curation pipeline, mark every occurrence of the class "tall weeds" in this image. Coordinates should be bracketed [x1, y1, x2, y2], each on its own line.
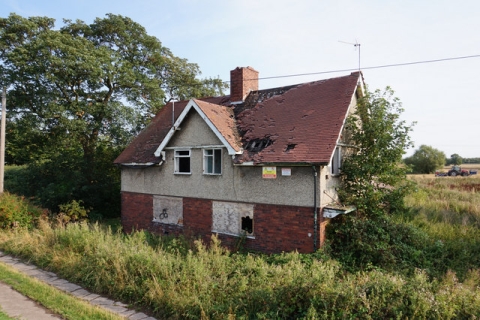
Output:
[1, 221, 479, 318]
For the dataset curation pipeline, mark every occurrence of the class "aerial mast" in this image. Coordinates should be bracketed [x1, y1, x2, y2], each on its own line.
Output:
[339, 40, 361, 71]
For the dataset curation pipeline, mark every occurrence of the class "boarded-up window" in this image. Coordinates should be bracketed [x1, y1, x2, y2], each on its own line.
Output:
[212, 201, 254, 236]
[153, 196, 183, 225]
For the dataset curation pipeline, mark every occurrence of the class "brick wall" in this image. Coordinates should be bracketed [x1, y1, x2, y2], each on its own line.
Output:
[230, 67, 259, 102]
[121, 192, 326, 253]
[121, 192, 153, 232]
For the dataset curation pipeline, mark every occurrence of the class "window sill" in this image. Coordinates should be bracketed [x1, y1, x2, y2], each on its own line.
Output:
[212, 230, 255, 239]
[174, 172, 192, 175]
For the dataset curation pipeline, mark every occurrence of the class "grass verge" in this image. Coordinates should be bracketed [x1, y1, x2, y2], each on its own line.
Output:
[0, 309, 14, 320]
[0, 262, 125, 320]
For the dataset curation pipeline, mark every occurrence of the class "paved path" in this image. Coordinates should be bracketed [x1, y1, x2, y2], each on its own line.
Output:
[0, 251, 157, 320]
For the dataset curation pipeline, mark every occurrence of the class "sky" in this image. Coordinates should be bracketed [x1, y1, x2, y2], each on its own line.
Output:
[1, 0, 480, 158]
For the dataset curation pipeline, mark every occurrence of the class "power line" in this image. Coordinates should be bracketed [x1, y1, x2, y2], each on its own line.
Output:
[231, 54, 480, 83]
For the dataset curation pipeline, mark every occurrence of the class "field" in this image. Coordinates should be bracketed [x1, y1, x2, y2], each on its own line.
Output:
[0, 176, 479, 318]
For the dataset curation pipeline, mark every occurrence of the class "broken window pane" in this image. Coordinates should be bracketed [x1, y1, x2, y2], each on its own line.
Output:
[241, 216, 253, 234]
[175, 149, 191, 174]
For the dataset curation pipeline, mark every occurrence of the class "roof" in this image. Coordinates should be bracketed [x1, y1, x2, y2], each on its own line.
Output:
[114, 71, 362, 166]
[152, 99, 242, 157]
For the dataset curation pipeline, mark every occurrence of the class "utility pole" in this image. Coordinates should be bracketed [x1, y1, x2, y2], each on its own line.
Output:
[0, 87, 5, 194]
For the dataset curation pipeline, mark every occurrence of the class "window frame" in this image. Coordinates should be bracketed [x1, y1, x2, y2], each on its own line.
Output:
[203, 148, 222, 175]
[331, 146, 341, 175]
[174, 149, 191, 174]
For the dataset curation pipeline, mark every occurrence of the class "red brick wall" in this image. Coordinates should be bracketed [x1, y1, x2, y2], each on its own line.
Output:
[230, 67, 259, 102]
[183, 197, 213, 245]
[121, 192, 153, 232]
[121, 192, 325, 254]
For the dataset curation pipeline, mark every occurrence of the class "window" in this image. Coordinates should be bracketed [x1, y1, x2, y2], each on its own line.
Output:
[332, 146, 341, 175]
[212, 201, 254, 236]
[241, 216, 253, 234]
[203, 148, 222, 175]
[174, 149, 191, 174]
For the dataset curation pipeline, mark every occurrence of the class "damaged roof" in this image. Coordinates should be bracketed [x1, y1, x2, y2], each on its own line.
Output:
[114, 71, 362, 166]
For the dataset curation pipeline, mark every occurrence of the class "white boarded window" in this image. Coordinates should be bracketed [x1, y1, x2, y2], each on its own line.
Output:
[212, 201, 254, 236]
[203, 148, 222, 175]
[153, 196, 183, 225]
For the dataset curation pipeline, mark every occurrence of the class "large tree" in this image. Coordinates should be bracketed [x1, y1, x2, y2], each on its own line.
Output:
[0, 13, 226, 165]
[404, 145, 446, 174]
[339, 87, 415, 217]
[0, 13, 226, 215]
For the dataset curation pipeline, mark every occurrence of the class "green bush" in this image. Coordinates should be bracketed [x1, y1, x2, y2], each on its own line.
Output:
[0, 192, 44, 229]
[57, 200, 90, 223]
[326, 215, 431, 275]
[4, 148, 121, 219]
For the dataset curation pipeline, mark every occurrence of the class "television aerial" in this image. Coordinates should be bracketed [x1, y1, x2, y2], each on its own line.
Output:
[339, 40, 361, 71]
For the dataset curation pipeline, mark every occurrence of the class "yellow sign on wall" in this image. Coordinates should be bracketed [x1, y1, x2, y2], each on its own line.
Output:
[262, 166, 277, 179]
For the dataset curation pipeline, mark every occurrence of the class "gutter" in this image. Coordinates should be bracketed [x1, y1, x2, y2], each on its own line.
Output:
[312, 165, 318, 252]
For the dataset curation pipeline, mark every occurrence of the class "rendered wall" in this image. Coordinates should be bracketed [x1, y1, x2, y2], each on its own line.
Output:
[121, 110, 321, 208]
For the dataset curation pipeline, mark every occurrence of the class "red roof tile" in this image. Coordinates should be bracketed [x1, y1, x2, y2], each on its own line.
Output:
[194, 99, 242, 153]
[114, 72, 361, 165]
[236, 72, 361, 164]
[114, 96, 230, 164]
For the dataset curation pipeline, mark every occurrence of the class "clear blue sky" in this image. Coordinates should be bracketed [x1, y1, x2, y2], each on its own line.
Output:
[2, 0, 480, 158]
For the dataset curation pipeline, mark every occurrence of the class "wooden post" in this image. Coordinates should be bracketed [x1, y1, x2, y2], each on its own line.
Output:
[0, 87, 6, 194]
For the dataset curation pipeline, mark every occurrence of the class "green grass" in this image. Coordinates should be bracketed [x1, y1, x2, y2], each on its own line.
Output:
[1, 177, 480, 318]
[0, 262, 125, 320]
[0, 309, 14, 320]
[1, 221, 480, 319]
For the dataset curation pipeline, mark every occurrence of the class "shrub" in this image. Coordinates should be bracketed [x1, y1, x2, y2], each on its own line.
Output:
[57, 200, 90, 223]
[0, 192, 44, 229]
[326, 215, 431, 275]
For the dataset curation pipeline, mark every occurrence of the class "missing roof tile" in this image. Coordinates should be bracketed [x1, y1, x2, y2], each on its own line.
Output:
[285, 144, 296, 152]
[245, 138, 272, 152]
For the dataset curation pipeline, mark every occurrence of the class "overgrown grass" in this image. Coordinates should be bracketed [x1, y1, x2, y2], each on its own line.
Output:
[406, 175, 480, 225]
[1, 221, 479, 319]
[1, 176, 480, 318]
[399, 175, 480, 279]
[0, 262, 125, 320]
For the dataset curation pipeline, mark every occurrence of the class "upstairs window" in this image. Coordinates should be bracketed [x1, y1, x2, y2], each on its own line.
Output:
[203, 148, 222, 175]
[174, 149, 191, 174]
[332, 146, 341, 175]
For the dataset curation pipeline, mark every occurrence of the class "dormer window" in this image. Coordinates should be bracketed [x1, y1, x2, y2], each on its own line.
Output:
[174, 149, 191, 174]
[203, 148, 222, 175]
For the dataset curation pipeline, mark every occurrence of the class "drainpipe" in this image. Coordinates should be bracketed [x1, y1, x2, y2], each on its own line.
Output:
[312, 166, 318, 251]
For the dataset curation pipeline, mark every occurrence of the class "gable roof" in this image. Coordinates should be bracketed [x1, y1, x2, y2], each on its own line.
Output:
[153, 99, 242, 157]
[114, 71, 363, 166]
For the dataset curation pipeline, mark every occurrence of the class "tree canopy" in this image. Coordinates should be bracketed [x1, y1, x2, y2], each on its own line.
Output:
[404, 145, 446, 174]
[446, 153, 463, 166]
[0, 13, 227, 216]
[339, 87, 415, 217]
[0, 13, 226, 165]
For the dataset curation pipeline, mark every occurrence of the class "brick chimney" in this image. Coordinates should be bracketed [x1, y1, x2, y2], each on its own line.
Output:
[230, 67, 259, 102]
